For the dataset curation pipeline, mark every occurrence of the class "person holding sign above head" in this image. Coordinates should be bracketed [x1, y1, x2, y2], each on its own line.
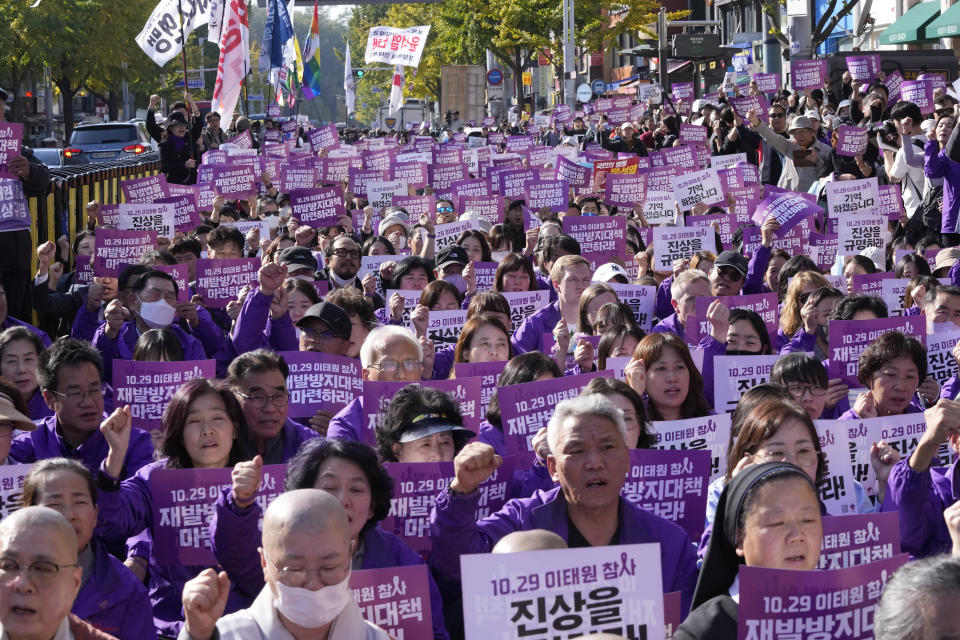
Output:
[327, 326, 424, 442]
[227, 350, 319, 466]
[10, 338, 152, 478]
[430, 392, 697, 614]
[92, 270, 206, 386]
[512, 255, 591, 355]
[19, 459, 154, 640]
[179, 490, 390, 640]
[674, 462, 823, 640]
[94, 380, 256, 636]
[209, 438, 450, 639]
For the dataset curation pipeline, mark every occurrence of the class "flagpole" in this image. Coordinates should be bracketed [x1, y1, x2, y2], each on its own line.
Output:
[175, 0, 195, 163]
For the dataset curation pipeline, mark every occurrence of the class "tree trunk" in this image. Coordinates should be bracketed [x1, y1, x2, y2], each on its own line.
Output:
[57, 78, 76, 144]
[107, 91, 121, 122]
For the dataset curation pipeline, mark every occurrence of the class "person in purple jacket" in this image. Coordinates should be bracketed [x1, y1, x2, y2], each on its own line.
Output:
[230, 261, 298, 355]
[651, 269, 710, 339]
[94, 379, 258, 637]
[881, 397, 960, 557]
[20, 458, 155, 640]
[208, 438, 450, 639]
[429, 393, 698, 616]
[10, 338, 153, 478]
[92, 270, 206, 386]
[924, 106, 960, 246]
[511, 255, 591, 354]
[0, 326, 52, 421]
[839, 331, 929, 420]
[328, 326, 424, 442]
[227, 350, 319, 465]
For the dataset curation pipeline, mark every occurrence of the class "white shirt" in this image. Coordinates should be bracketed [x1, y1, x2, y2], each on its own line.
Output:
[728, 574, 740, 604]
[890, 134, 927, 214]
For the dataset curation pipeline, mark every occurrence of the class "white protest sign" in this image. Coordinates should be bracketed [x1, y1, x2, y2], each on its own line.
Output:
[642, 191, 679, 225]
[652, 227, 717, 272]
[837, 213, 890, 256]
[671, 168, 723, 212]
[117, 203, 176, 239]
[880, 278, 910, 317]
[713, 355, 782, 413]
[365, 26, 431, 67]
[652, 413, 732, 483]
[826, 177, 879, 218]
[367, 180, 408, 212]
[816, 421, 859, 516]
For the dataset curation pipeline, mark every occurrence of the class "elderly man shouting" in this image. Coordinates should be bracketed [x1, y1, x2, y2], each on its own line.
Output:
[429, 393, 698, 615]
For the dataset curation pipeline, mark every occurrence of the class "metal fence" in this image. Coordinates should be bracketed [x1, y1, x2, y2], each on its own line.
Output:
[26, 156, 162, 276]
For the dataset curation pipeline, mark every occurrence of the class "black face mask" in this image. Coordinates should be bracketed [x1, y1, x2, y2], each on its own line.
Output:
[725, 349, 761, 356]
[870, 104, 883, 120]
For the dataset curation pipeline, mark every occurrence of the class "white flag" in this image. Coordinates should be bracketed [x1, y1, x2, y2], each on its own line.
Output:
[344, 41, 356, 116]
[212, 0, 250, 121]
[207, 0, 225, 44]
[389, 65, 404, 116]
[136, 0, 215, 67]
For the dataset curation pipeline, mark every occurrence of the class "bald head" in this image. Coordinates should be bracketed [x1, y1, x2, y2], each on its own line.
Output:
[492, 529, 568, 554]
[262, 489, 351, 556]
[0, 506, 78, 561]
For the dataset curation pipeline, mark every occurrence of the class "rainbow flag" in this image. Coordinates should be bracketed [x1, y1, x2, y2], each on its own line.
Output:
[301, 1, 323, 100]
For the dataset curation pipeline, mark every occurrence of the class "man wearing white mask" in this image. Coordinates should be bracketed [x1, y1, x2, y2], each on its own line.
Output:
[92, 270, 206, 386]
[178, 489, 389, 640]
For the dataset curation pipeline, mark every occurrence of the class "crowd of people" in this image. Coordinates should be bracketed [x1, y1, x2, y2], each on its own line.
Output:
[0, 66, 960, 640]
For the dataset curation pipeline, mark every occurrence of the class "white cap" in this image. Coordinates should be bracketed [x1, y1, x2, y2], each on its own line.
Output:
[378, 212, 410, 237]
[459, 211, 492, 233]
[592, 262, 629, 284]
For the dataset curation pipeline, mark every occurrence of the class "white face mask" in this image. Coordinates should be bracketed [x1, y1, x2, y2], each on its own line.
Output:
[279, 205, 292, 220]
[137, 296, 176, 329]
[491, 250, 510, 263]
[274, 574, 352, 628]
[389, 233, 407, 250]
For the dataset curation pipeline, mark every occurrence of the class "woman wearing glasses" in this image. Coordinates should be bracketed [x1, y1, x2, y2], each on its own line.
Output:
[94, 379, 255, 637]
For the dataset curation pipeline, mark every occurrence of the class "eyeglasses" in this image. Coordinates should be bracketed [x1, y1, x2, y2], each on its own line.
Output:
[437, 206, 454, 213]
[237, 391, 290, 409]
[48, 385, 102, 404]
[754, 446, 821, 468]
[301, 327, 343, 341]
[0, 558, 79, 588]
[331, 248, 361, 260]
[786, 384, 827, 399]
[717, 266, 744, 281]
[936, 109, 954, 117]
[368, 359, 422, 373]
[264, 553, 348, 588]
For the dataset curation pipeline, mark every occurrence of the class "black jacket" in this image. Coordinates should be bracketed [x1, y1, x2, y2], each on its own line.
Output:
[159, 137, 196, 185]
[673, 595, 738, 640]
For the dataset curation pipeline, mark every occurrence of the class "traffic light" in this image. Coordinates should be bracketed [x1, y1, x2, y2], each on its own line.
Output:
[356, 69, 365, 78]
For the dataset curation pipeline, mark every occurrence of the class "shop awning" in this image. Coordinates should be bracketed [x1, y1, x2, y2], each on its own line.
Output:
[879, 1, 941, 44]
[928, 0, 960, 37]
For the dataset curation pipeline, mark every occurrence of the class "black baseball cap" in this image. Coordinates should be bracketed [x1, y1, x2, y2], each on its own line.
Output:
[0, 88, 9, 104]
[296, 302, 352, 340]
[277, 246, 318, 273]
[436, 245, 469, 269]
[714, 250, 749, 276]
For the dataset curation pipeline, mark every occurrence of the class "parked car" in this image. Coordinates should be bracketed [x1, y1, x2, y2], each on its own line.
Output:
[65, 122, 158, 164]
[30, 147, 89, 169]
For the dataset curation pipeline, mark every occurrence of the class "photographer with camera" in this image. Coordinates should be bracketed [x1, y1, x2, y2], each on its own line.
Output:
[879, 102, 929, 222]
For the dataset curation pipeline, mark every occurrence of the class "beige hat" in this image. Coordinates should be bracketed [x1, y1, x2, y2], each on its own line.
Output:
[0, 392, 35, 431]
[935, 248, 960, 273]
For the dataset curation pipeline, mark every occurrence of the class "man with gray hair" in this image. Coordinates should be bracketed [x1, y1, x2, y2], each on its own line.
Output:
[429, 393, 698, 616]
[179, 490, 389, 640]
[0, 506, 117, 639]
[327, 326, 424, 441]
[874, 554, 960, 640]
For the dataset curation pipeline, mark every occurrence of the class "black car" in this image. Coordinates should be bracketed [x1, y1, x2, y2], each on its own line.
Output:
[30, 147, 89, 168]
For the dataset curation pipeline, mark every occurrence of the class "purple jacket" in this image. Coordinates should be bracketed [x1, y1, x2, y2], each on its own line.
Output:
[93, 322, 206, 386]
[431, 346, 455, 380]
[328, 396, 364, 441]
[10, 414, 154, 478]
[696, 336, 726, 410]
[511, 300, 561, 354]
[655, 276, 674, 321]
[2, 316, 51, 347]
[942, 376, 960, 401]
[209, 489, 449, 639]
[881, 457, 958, 557]
[95, 460, 254, 637]
[780, 326, 814, 355]
[925, 139, 960, 234]
[742, 244, 771, 296]
[27, 388, 53, 422]
[838, 402, 923, 419]
[651, 312, 684, 338]
[251, 418, 320, 466]
[477, 421, 555, 498]
[73, 540, 155, 640]
[429, 485, 698, 616]
[534, 271, 558, 303]
[230, 287, 298, 354]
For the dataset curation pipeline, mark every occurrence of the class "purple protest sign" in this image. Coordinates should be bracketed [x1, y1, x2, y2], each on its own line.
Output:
[752, 72, 781, 94]
[603, 173, 647, 208]
[562, 216, 626, 259]
[901, 79, 934, 112]
[156, 194, 201, 232]
[151, 464, 285, 566]
[828, 316, 925, 387]
[153, 264, 190, 302]
[391, 162, 428, 189]
[527, 180, 568, 213]
[210, 164, 256, 199]
[498, 371, 606, 456]
[554, 155, 591, 190]
[224, 129, 253, 149]
[288, 187, 346, 228]
[361, 379, 483, 447]
[121, 174, 167, 204]
[817, 512, 900, 570]
[74, 254, 93, 286]
[836, 125, 869, 157]
[671, 82, 694, 100]
[428, 163, 469, 197]
[0, 124, 23, 177]
[751, 190, 824, 234]
[502, 290, 551, 329]
[93, 229, 157, 277]
[195, 257, 260, 308]
[458, 195, 502, 226]
[851, 272, 892, 298]
[317, 157, 350, 184]
[279, 164, 318, 192]
[730, 95, 769, 123]
[622, 449, 711, 540]
[348, 168, 388, 198]
[846, 55, 881, 83]
[791, 59, 828, 90]
[307, 124, 340, 152]
[382, 458, 515, 554]
[278, 351, 363, 418]
[738, 555, 908, 640]
[0, 178, 30, 232]
[884, 70, 904, 101]
[350, 565, 434, 638]
[471, 261, 498, 294]
[678, 123, 708, 146]
[454, 360, 506, 419]
[114, 360, 215, 431]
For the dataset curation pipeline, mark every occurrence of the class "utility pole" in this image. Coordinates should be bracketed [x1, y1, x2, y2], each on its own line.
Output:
[657, 8, 668, 92]
[562, 0, 576, 108]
